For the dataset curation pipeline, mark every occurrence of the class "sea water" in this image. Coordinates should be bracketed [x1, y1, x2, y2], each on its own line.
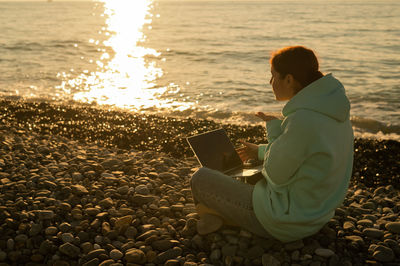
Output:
[0, 0, 399, 140]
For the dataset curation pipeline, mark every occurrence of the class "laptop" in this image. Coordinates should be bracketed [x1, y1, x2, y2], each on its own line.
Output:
[186, 128, 263, 178]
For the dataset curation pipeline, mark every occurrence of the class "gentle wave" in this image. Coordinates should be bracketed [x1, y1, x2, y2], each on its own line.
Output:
[3, 96, 398, 141]
[0, 40, 98, 52]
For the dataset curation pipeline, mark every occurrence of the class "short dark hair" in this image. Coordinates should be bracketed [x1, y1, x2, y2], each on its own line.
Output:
[270, 46, 323, 90]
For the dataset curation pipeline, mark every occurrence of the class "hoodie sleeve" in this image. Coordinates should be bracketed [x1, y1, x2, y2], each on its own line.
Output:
[262, 111, 313, 186]
[266, 119, 282, 142]
[258, 119, 282, 160]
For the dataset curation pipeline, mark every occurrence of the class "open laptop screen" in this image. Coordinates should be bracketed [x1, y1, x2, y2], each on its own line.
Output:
[186, 128, 243, 173]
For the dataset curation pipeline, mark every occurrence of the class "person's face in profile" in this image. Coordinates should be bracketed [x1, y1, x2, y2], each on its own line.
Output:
[270, 66, 297, 101]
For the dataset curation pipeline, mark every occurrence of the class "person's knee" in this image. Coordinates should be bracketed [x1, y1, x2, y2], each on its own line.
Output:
[190, 167, 207, 190]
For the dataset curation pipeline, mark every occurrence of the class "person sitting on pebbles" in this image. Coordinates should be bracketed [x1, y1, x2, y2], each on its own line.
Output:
[190, 46, 354, 242]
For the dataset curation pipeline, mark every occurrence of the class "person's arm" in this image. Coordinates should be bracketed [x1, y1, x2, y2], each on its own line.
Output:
[238, 113, 282, 162]
[258, 118, 282, 160]
[261, 112, 314, 186]
[236, 142, 258, 162]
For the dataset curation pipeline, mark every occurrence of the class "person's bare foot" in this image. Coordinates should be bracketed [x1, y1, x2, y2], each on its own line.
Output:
[196, 203, 239, 228]
[196, 213, 223, 235]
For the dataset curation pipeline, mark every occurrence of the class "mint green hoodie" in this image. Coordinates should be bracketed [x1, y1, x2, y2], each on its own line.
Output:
[253, 73, 354, 243]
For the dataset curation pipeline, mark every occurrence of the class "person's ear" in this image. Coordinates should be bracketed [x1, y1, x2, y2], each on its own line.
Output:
[285, 74, 294, 85]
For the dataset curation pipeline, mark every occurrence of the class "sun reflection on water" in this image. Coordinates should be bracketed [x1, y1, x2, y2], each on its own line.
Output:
[60, 0, 191, 111]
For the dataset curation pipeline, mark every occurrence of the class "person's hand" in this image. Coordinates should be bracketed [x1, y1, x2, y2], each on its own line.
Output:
[255, 112, 278, 122]
[236, 141, 259, 162]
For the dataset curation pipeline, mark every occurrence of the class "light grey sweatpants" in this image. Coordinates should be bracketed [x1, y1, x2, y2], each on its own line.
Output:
[190, 167, 273, 238]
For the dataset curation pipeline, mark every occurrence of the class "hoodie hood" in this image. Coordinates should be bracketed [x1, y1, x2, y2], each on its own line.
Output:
[282, 74, 350, 122]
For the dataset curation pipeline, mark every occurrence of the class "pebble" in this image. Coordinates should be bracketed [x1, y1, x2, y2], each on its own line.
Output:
[345, 235, 365, 246]
[262, 254, 281, 266]
[7, 239, 14, 250]
[99, 259, 114, 266]
[59, 222, 72, 233]
[14, 234, 28, 243]
[99, 198, 114, 209]
[61, 233, 74, 243]
[154, 247, 183, 264]
[81, 242, 94, 254]
[109, 249, 123, 260]
[87, 249, 107, 261]
[152, 239, 174, 251]
[343, 221, 355, 230]
[284, 240, 304, 251]
[37, 210, 55, 220]
[0, 251, 7, 261]
[372, 245, 395, 262]
[59, 242, 80, 258]
[82, 258, 100, 266]
[71, 184, 89, 195]
[135, 184, 150, 195]
[124, 248, 146, 264]
[29, 223, 42, 236]
[117, 185, 129, 195]
[315, 248, 335, 258]
[114, 215, 133, 229]
[362, 228, 384, 239]
[210, 249, 221, 261]
[385, 222, 400, 234]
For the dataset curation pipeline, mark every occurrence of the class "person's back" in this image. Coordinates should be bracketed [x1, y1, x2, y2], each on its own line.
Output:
[253, 70, 354, 242]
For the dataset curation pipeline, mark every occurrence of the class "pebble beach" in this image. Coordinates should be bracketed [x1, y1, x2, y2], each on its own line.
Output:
[0, 100, 400, 266]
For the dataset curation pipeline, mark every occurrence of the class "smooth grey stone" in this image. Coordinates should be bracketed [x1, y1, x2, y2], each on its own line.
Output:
[39, 240, 53, 255]
[29, 223, 42, 236]
[262, 254, 280, 266]
[284, 240, 304, 251]
[357, 219, 373, 227]
[82, 258, 100, 266]
[136, 230, 158, 241]
[154, 247, 183, 264]
[152, 239, 173, 251]
[44, 226, 58, 236]
[58, 242, 80, 258]
[343, 221, 355, 230]
[61, 233, 74, 243]
[246, 245, 264, 259]
[372, 245, 395, 262]
[109, 249, 123, 260]
[37, 210, 55, 220]
[315, 248, 335, 258]
[86, 249, 107, 261]
[135, 184, 150, 195]
[210, 249, 221, 261]
[70, 184, 88, 195]
[363, 228, 384, 239]
[124, 248, 146, 264]
[221, 244, 237, 257]
[7, 239, 14, 250]
[59, 222, 72, 233]
[15, 234, 28, 243]
[385, 222, 400, 234]
[99, 259, 114, 266]
[345, 235, 364, 246]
